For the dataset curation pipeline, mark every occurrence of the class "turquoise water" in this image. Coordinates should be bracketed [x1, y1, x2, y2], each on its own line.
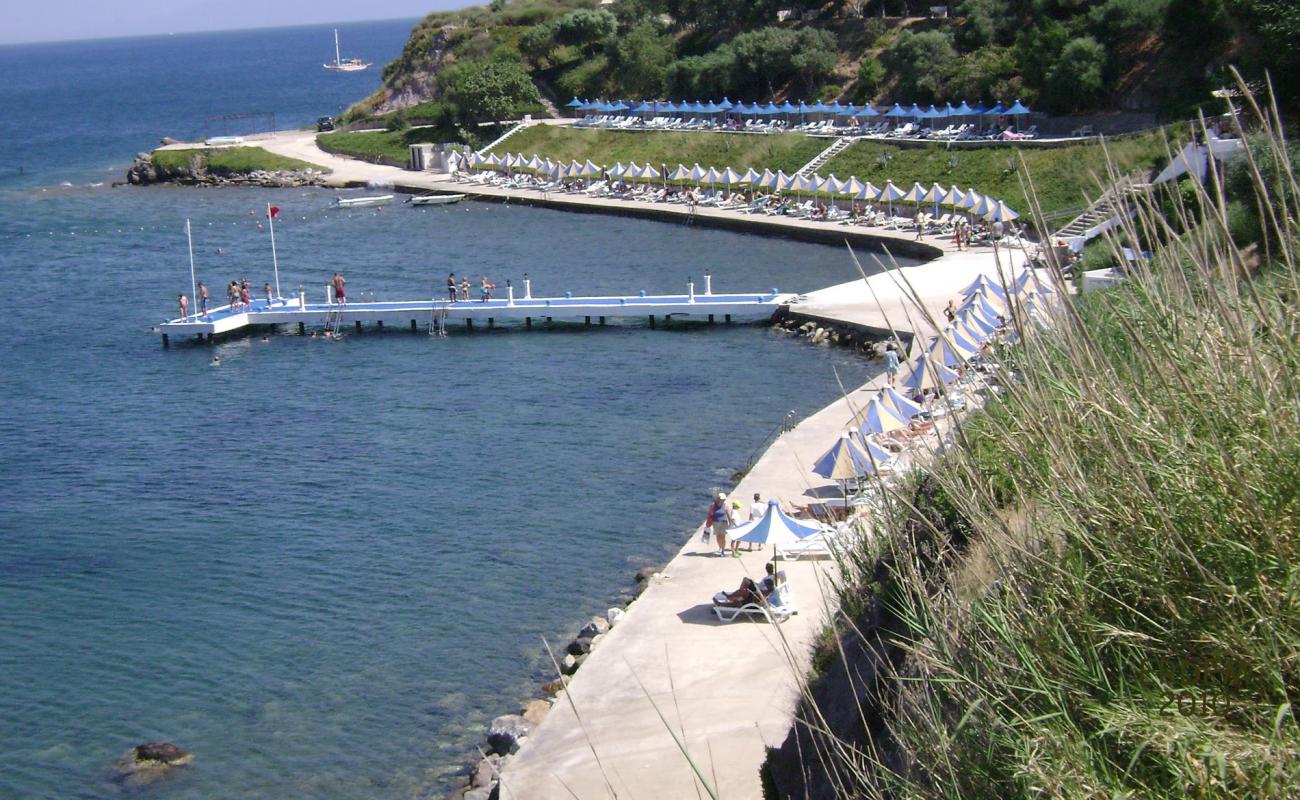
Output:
[0, 23, 901, 799]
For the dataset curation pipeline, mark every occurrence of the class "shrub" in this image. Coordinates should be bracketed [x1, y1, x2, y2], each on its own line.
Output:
[1043, 36, 1108, 112]
[552, 8, 617, 48]
[440, 59, 541, 123]
[881, 30, 957, 103]
[854, 58, 886, 102]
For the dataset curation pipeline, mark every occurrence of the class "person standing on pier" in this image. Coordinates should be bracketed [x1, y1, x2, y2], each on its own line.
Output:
[447, 273, 457, 303]
[264, 282, 273, 306]
[460, 276, 470, 302]
[239, 281, 251, 309]
[178, 293, 189, 320]
[197, 282, 208, 315]
[332, 272, 347, 305]
[480, 275, 492, 302]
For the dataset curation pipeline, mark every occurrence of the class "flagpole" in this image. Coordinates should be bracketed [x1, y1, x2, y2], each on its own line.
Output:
[186, 218, 197, 321]
[267, 202, 280, 299]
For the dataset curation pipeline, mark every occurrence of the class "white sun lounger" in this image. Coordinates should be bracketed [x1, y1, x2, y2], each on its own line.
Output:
[713, 599, 795, 623]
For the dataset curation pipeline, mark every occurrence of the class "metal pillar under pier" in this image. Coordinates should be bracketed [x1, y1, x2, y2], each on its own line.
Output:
[376, 320, 383, 329]
[725, 314, 732, 324]
[298, 321, 306, 335]
[525, 317, 532, 329]
[649, 315, 656, 329]
[708, 314, 715, 324]
[585, 316, 591, 327]
[466, 318, 474, 332]
[411, 319, 417, 332]
[488, 318, 494, 329]
[599, 316, 606, 325]
[162, 334, 169, 348]
[354, 320, 362, 333]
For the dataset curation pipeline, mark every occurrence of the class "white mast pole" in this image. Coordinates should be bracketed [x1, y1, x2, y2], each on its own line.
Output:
[267, 203, 281, 299]
[186, 218, 197, 320]
[334, 29, 341, 67]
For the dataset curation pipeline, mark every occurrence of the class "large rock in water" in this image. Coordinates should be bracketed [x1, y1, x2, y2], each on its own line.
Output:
[113, 742, 193, 786]
[486, 714, 533, 756]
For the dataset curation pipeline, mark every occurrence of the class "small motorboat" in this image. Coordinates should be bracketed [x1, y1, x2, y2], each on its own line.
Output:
[409, 193, 466, 206]
[335, 195, 394, 208]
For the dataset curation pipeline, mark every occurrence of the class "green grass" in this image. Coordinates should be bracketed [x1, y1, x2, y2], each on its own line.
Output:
[487, 126, 828, 175]
[794, 100, 1300, 798]
[152, 146, 326, 174]
[315, 127, 454, 167]
[824, 131, 1174, 221]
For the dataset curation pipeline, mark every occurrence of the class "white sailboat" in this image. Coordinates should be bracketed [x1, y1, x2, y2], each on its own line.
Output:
[324, 29, 371, 72]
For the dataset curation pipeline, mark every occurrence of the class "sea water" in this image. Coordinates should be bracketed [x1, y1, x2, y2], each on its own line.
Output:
[0, 22, 906, 798]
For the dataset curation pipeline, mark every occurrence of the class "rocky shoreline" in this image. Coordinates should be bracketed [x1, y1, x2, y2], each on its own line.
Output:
[123, 151, 326, 189]
[442, 565, 658, 800]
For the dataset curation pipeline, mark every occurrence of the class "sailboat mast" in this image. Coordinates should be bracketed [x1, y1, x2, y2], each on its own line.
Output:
[334, 29, 341, 67]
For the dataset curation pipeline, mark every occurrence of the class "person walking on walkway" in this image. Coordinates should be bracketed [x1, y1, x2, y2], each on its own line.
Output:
[884, 342, 901, 387]
[447, 273, 457, 303]
[702, 492, 731, 557]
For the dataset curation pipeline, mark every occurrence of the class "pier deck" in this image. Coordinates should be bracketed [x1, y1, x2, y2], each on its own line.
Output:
[153, 290, 794, 340]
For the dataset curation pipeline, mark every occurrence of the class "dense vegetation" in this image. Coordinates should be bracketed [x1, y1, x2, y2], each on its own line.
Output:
[346, 0, 1295, 136]
[151, 147, 325, 174]
[771, 97, 1299, 798]
[316, 127, 450, 167]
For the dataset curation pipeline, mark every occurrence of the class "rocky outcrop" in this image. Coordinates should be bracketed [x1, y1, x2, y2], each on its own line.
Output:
[112, 742, 192, 787]
[486, 714, 534, 756]
[125, 152, 325, 188]
[352, 29, 452, 118]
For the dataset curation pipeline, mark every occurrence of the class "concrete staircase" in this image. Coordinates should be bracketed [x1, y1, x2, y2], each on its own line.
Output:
[795, 136, 854, 177]
[476, 119, 537, 156]
[1053, 174, 1149, 241]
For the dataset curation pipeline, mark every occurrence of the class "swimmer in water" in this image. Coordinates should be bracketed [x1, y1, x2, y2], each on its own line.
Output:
[260, 335, 270, 343]
[211, 355, 221, 365]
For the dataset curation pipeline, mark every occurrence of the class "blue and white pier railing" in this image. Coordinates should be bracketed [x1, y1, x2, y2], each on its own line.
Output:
[152, 278, 794, 344]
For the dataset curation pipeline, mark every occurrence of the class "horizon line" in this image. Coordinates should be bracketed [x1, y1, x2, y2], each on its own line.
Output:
[0, 15, 423, 48]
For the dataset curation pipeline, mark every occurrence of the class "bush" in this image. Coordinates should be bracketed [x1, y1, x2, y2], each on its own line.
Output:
[1042, 36, 1108, 113]
[957, 0, 1012, 48]
[552, 8, 616, 48]
[854, 58, 886, 102]
[881, 30, 957, 103]
[611, 21, 675, 97]
[440, 59, 541, 123]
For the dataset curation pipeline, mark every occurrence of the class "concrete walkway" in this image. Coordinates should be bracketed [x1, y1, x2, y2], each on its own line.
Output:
[168, 131, 1032, 797]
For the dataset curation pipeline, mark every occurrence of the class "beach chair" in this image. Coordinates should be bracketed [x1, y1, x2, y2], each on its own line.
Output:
[712, 578, 796, 623]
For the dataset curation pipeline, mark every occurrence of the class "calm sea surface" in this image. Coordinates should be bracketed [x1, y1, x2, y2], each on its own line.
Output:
[0, 22, 903, 798]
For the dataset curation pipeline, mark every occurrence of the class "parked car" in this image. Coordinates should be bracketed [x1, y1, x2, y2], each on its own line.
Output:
[317, 116, 335, 132]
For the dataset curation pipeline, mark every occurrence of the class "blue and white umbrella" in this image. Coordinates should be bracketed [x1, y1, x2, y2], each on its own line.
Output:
[728, 499, 825, 548]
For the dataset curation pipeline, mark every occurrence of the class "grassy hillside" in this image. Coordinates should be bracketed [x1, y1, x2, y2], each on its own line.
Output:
[824, 131, 1173, 220]
[152, 147, 326, 174]
[769, 109, 1300, 798]
[316, 128, 450, 167]
[487, 126, 827, 175]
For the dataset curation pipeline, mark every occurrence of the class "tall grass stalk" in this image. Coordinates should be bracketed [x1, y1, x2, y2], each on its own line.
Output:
[789, 83, 1299, 798]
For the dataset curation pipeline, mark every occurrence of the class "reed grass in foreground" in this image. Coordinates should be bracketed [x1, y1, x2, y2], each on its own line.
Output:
[771, 87, 1298, 798]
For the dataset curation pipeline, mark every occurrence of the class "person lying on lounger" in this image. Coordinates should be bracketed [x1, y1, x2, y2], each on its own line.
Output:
[713, 563, 786, 607]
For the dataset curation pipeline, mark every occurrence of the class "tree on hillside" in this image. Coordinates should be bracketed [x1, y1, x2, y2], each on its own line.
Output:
[882, 30, 958, 102]
[957, 0, 1013, 48]
[1043, 36, 1107, 112]
[440, 59, 541, 123]
[553, 9, 617, 49]
[612, 21, 676, 97]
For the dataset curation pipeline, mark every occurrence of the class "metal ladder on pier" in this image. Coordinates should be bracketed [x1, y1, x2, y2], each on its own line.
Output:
[428, 303, 448, 337]
[325, 301, 345, 337]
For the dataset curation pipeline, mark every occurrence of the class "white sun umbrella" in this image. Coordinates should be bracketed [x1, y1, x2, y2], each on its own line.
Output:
[973, 194, 995, 219]
[858, 395, 910, 435]
[568, 159, 583, 174]
[922, 182, 946, 216]
[1016, 268, 1055, 296]
[944, 325, 980, 353]
[778, 171, 799, 194]
[961, 273, 1009, 300]
[928, 333, 976, 368]
[640, 163, 661, 180]
[824, 174, 848, 194]
[727, 499, 826, 551]
[668, 164, 691, 181]
[585, 159, 604, 177]
[958, 188, 982, 219]
[758, 169, 779, 190]
[626, 163, 643, 179]
[902, 354, 960, 393]
[879, 180, 904, 216]
[527, 154, 544, 170]
[720, 166, 745, 186]
[844, 176, 866, 196]
[954, 314, 990, 345]
[467, 152, 483, 168]
[849, 432, 895, 468]
[857, 181, 882, 202]
[967, 286, 1010, 316]
[984, 199, 1020, 223]
[688, 163, 707, 181]
[501, 153, 516, 168]
[960, 309, 999, 339]
[961, 296, 1004, 330]
[878, 386, 925, 420]
[487, 153, 504, 167]
[902, 181, 927, 205]
[704, 166, 723, 186]
[739, 167, 761, 185]
[942, 185, 966, 208]
[608, 162, 627, 178]
[813, 433, 879, 509]
[801, 174, 823, 194]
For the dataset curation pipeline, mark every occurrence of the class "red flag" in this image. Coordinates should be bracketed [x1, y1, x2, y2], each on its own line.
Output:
[268, 205, 280, 219]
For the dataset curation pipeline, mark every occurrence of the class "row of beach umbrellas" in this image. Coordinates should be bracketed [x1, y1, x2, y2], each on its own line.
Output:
[451, 151, 1021, 222]
[812, 269, 1058, 500]
[568, 97, 1034, 120]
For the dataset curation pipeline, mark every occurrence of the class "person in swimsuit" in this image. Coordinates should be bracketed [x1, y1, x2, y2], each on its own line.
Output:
[178, 293, 188, 320]
[447, 273, 457, 303]
[460, 277, 470, 301]
[197, 282, 208, 315]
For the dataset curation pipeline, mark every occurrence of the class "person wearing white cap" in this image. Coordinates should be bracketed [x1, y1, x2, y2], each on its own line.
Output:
[702, 491, 731, 556]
